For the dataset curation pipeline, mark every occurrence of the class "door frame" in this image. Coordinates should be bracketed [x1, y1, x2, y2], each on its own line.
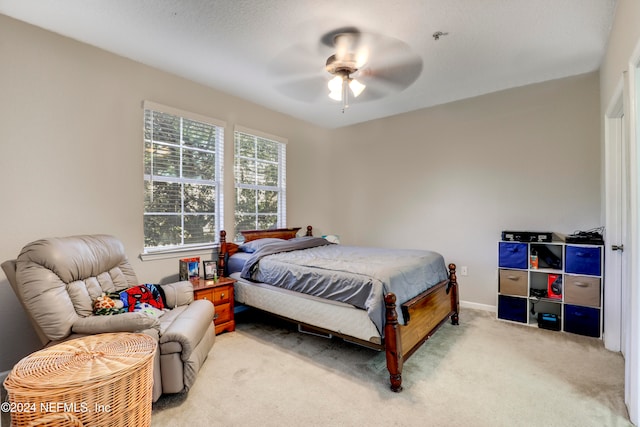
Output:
[609, 37, 640, 424]
[604, 80, 625, 354]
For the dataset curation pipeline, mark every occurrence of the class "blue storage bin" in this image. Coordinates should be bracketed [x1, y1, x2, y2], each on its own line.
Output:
[564, 304, 600, 337]
[499, 242, 528, 269]
[565, 246, 601, 276]
[497, 295, 527, 323]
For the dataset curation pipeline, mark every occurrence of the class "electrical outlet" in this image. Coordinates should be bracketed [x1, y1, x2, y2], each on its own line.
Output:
[460, 266, 468, 276]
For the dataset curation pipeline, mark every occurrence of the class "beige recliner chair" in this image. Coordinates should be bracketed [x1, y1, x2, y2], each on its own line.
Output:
[1, 234, 215, 402]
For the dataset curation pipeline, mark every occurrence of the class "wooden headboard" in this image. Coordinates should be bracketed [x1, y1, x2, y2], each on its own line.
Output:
[240, 226, 312, 242]
[217, 226, 313, 277]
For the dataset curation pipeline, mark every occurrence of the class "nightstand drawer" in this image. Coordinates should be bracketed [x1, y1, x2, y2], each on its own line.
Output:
[214, 302, 232, 324]
[213, 286, 231, 304]
[194, 288, 214, 302]
[192, 277, 236, 334]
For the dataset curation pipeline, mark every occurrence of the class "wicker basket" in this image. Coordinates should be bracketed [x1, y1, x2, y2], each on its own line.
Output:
[3, 333, 156, 427]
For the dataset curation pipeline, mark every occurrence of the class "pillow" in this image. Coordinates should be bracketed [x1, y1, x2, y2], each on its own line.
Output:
[238, 238, 285, 253]
[118, 284, 165, 312]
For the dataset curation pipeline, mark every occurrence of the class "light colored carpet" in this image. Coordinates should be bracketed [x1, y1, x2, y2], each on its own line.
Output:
[152, 309, 631, 427]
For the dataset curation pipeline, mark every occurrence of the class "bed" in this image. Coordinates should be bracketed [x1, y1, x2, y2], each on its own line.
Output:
[216, 226, 459, 392]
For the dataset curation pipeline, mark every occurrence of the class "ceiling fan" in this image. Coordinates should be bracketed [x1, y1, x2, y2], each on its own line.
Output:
[270, 27, 424, 112]
[323, 29, 369, 111]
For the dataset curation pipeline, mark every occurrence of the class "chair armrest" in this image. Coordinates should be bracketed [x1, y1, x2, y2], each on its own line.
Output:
[72, 312, 159, 335]
[159, 299, 214, 361]
[160, 281, 194, 308]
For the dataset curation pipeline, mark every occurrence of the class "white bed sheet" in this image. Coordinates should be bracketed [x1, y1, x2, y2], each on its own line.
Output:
[230, 272, 382, 345]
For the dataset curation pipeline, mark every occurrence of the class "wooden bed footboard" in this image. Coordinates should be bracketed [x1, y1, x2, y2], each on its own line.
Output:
[218, 226, 459, 392]
[384, 263, 459, 392]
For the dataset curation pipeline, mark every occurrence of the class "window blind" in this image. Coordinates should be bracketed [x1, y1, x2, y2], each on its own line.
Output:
[234, 126, 287, 241]
[143, 101, 225, 251]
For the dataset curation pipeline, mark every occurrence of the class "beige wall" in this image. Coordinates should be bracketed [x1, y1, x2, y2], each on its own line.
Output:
[328, 73, 602, 306]
[0, 14, 603, 371]
[0, 15, 332, 371]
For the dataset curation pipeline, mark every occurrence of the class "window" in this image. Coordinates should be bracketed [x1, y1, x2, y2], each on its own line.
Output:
[234, 126, 286, 241]
[143, 101, 225, 251]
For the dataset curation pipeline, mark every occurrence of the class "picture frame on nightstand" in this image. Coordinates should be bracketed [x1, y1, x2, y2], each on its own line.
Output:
[179, 257, 200, 280]
[202, 260, 217, 280]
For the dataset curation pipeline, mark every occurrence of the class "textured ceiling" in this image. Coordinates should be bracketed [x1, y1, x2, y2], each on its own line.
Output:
[0, 0, 618, 129]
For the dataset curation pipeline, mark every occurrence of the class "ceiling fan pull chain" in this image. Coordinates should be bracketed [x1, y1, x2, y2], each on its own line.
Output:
[342, 78, 349, 112]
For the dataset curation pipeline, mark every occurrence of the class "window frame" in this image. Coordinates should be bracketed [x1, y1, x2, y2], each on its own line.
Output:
[234, 125, 287, 241]
[142, 101, 226, 256]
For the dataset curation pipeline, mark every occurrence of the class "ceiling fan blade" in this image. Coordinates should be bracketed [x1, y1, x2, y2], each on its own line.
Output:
[355, 85, 391, 102]
[267, 43, 323, 78]
[355, 45, 370, 68]
[370, 36, 409, 58]
[360, 56, 423, 92]
[274, 76, 328, 103]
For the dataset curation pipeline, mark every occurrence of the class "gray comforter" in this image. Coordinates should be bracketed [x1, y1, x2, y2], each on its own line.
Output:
[240, 237, 449, 334]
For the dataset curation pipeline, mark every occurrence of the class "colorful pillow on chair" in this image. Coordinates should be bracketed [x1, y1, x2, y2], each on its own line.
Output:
[118, 284, 165, 312]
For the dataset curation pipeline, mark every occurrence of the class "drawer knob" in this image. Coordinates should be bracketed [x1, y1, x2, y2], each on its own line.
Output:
[221, 293, 225, 298]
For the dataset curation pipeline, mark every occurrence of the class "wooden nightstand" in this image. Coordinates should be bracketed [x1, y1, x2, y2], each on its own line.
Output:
[192, 277, 236, 335]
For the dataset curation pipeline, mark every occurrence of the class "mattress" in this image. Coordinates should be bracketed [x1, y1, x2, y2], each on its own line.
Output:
[230, 272, 382, 345]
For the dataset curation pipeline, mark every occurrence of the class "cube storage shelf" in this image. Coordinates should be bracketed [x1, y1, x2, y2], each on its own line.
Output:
[497, 240, 603, 338]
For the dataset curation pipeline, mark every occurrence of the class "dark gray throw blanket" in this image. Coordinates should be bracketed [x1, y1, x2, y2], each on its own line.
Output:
[240, 237, 332, 278]
[239, 237, 448, 335]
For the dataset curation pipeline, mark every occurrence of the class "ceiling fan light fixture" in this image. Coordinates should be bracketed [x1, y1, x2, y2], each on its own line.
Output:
[327, 75, 365, 104]
[349, 78, 366, 98]
[328, 75, 343, 100]
[325, 49, 366, 111]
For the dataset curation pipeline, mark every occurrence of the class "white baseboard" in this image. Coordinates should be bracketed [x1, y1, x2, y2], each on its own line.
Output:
[460, 300, 496, 313]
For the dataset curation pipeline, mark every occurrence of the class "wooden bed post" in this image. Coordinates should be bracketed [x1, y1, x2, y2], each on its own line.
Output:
[384, 293, 403, 392]
[217, 230, 226, 278]
[306, 225, 313, 236]
[449, 263, 460, 325]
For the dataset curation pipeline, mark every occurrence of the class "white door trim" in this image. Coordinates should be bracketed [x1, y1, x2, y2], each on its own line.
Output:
[604, 79, 624, 353]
